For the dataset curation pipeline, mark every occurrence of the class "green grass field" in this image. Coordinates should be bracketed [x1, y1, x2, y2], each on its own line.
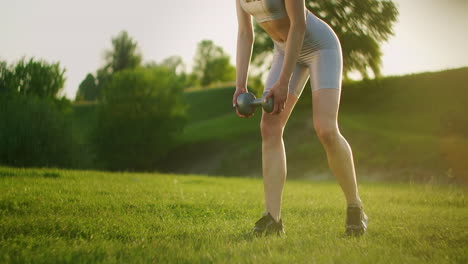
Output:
[1, 166, 466, 263]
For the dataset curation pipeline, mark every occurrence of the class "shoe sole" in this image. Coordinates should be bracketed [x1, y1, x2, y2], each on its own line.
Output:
[346, 225, 366, 236]
[251, 228, 285, 237]
[346, 214, 369, 236]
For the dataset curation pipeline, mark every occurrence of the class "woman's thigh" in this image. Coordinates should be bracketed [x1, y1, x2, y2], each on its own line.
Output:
[306, 47, 343, 129]
[312, 88, 341, 133]
[264, 46, 310, 98]
[261, 46, 310, 128]
[308, 49, 343, 92]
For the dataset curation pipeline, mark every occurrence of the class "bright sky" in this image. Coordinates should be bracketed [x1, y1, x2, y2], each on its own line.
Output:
[1, 0, 467, 99]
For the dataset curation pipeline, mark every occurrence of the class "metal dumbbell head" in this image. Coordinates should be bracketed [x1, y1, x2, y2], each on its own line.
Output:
[262, 91, 274, 113]
[236, 92, 274, 116]
[236, 92, 256, 116]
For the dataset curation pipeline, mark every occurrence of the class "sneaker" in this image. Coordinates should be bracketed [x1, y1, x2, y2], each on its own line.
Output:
[252, 212, 285, 237]
[345, 205, 368, 236]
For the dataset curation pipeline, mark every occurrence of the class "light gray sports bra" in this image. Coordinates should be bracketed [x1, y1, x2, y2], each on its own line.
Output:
[239, 0, 287, 23]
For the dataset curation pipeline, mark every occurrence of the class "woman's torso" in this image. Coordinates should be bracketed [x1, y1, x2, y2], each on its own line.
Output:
[239, 0, 307, 43]
[239, 0, 340, 58]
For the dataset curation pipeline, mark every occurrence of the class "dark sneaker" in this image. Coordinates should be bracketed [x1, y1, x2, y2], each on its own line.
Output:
[252, 212, 285, 237]
[345, 205, 368, 236]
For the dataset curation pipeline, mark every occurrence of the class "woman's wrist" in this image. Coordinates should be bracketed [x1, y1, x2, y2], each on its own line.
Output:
[236, 86, 248, 92]
[278, 75, 290, 86]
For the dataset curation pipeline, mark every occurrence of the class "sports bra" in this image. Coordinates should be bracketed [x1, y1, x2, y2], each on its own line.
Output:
[239, 0, 287, 23]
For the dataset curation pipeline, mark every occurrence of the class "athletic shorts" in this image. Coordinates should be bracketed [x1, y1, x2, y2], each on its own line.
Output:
[264, 11, 343, 97]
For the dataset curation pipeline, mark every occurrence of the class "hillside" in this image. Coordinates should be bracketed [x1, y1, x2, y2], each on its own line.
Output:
[161, 67, 468, 183]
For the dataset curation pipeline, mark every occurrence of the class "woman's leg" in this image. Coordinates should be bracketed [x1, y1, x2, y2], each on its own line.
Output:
[312, 88, 362, 207]
[260, 95, 298, 222]
[261, 46, 310, 222]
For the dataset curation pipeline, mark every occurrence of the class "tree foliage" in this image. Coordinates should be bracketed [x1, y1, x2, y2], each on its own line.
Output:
[104, 30, 142, 73]
[0, 96, 77, 168]
[0, 58, 78, 168]
[148, 56, 198, 90]
[193, 40, 236, 87]
[75, 73, 97, 101]
[0, 57, 66, 98]
[76, 30, 143, 102]
[251, 0, 399, 79]
[160, 56, 185, 74]
[94, 67, 187, 171]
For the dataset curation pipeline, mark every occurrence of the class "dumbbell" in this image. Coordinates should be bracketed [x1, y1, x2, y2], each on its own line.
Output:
[236, 91, 274, 116]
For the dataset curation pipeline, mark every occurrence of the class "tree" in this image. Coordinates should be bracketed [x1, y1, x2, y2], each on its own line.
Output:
[90, 31, 143, 101]
[104, 30, 142, 73]
[0, 58, 77, 168]
[251, 0, 398, 79]
[0, 57, 66, 99]
[94, 67, 111, 101]
[192, 40, 236, 87]
[0, 61, 14, 95]
[75, 73, 98, 101]
[154, 56, 199, 89]
[94, 66, 187, 171]
[160, 55, 185, 74]
[0, 95, 77, 168]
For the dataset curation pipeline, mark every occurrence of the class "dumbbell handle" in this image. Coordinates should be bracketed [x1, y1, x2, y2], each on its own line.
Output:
[252, 97, 267, 106]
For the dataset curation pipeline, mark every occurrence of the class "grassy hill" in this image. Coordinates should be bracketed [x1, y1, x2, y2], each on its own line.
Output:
[0, 166, 466, 263]
[70, 67, 468, 183]
[160, 67, 468, 183]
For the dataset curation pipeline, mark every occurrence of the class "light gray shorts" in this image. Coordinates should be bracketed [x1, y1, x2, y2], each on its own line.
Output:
[265, 11, 343, 97]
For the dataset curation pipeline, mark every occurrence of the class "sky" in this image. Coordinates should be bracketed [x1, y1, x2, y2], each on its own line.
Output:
[1, 0, 467, 99]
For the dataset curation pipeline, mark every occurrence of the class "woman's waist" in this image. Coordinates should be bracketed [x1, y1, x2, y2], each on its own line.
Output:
[272, 11, 339, 52]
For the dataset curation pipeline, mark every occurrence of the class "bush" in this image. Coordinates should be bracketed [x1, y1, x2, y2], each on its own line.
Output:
[0, 95, 78, 168]
[0, 57, 66, 99]
[93, 67, 187, 171]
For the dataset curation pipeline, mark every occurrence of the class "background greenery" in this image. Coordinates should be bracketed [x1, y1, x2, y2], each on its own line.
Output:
[0, 1, 466, 182]
[163, 67, 468, 184]
[0, 95, 78, 168]
[93, 66, 187, 171]
[1, 53, 467, 183]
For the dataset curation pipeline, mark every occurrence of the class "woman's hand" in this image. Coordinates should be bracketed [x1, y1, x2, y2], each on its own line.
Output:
[265, 80, 289, 115]
[233, 87, 254, 118]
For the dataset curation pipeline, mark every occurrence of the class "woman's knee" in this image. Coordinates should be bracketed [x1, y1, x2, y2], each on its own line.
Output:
[261, 116, 284, 141]
[260, 93, 299, 141]
[314, 121, 340, 145]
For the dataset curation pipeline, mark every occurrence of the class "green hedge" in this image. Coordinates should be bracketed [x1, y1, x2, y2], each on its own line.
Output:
[93, 67, 187, 171]
[0, 95, 78, 168]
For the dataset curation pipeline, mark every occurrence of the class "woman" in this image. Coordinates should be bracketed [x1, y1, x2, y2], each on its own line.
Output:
[233, 0, 368, 236]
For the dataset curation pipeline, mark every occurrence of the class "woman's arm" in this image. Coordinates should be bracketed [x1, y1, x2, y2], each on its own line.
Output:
[278, 0, 306, 84]
[233, 0, 255, 116]
[235, 0, 254, 91]
[266, 0, 306, 114]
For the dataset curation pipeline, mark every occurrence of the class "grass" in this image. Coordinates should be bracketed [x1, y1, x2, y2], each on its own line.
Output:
[0, 166, 466, 263]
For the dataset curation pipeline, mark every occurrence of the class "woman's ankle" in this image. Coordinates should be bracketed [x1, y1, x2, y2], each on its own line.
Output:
[347, 198, 362, 208]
